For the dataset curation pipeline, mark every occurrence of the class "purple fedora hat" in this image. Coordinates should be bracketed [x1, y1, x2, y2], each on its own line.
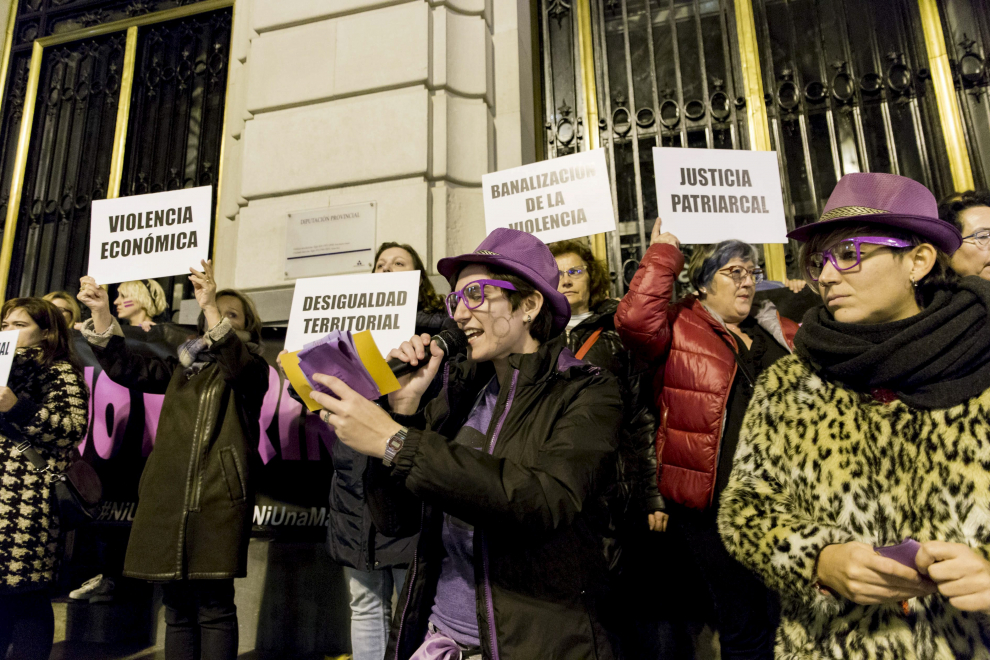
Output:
[437, 228, 571, 335]
[787, 172, 962, 253]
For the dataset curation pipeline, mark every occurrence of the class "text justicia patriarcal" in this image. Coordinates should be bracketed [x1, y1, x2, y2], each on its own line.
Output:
[100, 206, 198, 259]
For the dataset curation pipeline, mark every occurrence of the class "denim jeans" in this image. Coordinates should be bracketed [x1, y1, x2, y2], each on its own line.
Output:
[345, 565, 408, 660]
[161, 579, 238, 660]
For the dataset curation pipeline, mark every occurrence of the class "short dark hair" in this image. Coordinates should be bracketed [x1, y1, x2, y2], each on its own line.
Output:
[938, 190, 990, 233]
[548, 240, 610, 309]
[687, 240, 759, 293]
[799, 223, 956, 308]
[453, 264, 555, 343]
[372, 242, 445, 314]
[2, 297, 85, 381]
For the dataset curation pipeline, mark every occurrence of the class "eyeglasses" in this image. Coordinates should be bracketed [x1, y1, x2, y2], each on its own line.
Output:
[444, 279, 518, 317]
[716, 266, 765, 286]
[962, 229, 990, 249]
[806, 236, 913, 282]
[558, 267, 586, 279]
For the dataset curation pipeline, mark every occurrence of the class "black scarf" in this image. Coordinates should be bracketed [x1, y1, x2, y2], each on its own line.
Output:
[794, 277, 990, 409]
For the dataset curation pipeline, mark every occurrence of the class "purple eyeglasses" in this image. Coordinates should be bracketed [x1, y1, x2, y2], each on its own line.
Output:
[444, 279, 518, 317]
[806, 236, 913, 281]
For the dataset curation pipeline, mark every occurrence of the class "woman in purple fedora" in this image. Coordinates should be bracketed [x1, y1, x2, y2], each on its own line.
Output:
[718, 172, 990, 658]
[306, 228, 622, 660]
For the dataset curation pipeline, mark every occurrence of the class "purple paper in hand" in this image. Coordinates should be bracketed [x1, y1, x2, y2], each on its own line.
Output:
[296, 330, 380, 401]
[874, 539, 922, 569]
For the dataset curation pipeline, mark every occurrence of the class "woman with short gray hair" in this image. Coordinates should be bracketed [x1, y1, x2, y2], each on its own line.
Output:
[616, 219, 798, 659]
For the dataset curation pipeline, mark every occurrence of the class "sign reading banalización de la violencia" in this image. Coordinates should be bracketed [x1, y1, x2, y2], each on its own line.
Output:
[483, 148, 615, 243]
[284, 270, 419, 353]
[653, 147, 787, 244]
[88, 186, 212, 284]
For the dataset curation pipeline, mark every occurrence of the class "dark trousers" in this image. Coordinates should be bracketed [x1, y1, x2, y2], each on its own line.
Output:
[674, 507, 777, 660]
[0, 589, 54, 660]
[161, 579, 238, 660]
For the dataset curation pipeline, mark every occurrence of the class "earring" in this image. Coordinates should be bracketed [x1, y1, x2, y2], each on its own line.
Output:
[910, 274, 918, 287]
[525, 315, 532, 323]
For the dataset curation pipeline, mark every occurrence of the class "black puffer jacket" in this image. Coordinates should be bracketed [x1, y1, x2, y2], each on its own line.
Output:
[368, 342, 622, 660]
[558, 299, 663, 573]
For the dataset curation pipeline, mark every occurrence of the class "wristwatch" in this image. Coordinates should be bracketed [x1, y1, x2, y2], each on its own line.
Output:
[382, 426, 409, 467]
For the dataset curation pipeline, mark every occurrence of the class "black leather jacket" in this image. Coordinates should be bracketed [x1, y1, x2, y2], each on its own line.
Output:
[559, 298, 663, 574]
[368, 341, 622, 660]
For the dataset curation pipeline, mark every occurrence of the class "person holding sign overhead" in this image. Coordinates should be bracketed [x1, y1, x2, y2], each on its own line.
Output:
[718, 173, 990, 658]
[308, 228, 622, 659]
[0, 298, 89, 660]
[615, 219, 798, 659]
[77, 261, 269, 660]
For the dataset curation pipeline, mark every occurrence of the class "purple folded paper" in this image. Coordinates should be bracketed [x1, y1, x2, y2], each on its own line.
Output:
[297, 330, 381, 401]
[874, 538, 921, 568]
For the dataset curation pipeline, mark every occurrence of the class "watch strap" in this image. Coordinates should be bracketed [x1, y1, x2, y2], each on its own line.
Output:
[382, 426, 409, 467]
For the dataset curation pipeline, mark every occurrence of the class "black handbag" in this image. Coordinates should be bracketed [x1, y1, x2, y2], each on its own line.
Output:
[16, 441, 102, 530]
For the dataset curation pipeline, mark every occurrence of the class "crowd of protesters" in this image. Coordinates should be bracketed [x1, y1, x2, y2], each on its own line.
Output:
[4, 172, 990, 660]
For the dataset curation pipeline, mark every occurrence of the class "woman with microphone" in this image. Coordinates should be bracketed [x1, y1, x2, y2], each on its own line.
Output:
[308, 228, 623, 659]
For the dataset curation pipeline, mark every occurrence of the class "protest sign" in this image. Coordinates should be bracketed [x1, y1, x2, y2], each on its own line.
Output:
[88, 186, 212, 284]
[0, 330, 18, 387]
[653, 147, 787, 244]
[284, 202, 377, 280]
[284, 270, 419, 353]
[483, 148, 615, 243]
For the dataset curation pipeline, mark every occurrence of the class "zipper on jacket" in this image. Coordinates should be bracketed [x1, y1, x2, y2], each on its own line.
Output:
[188, 378, 221, 511]
[478, 368, 518, 660]
[393, 501, 426, 660]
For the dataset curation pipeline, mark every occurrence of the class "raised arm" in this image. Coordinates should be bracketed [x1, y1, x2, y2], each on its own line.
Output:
[615, 219, 684, 363]
[78, 276, 176, 392]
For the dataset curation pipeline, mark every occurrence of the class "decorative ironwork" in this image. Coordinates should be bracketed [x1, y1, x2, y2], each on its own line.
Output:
[6, 33, 125, 297]
[547, 0, 571, 26]
[119, 8, 230, 305]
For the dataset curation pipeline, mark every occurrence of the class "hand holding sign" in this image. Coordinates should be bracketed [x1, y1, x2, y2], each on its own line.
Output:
[0, 387, 15, 412]
[78, 276, 113, 334]
[650, 218, 680, 248]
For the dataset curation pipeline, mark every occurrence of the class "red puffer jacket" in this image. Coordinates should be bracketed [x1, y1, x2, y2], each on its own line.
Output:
[615, 243, 799, 511]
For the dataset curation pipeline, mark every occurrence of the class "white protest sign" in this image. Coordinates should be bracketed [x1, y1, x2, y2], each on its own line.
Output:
[88, 186, 212, 284]
[284, 202, 377, 280]
[0, 330, 17, 387]
[284, 270, 420, 353]
[653, 147, 787, 244]
[483, 148, 615, 243]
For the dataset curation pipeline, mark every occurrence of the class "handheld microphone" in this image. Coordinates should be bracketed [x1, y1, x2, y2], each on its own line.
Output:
[387, 327, 469, 378]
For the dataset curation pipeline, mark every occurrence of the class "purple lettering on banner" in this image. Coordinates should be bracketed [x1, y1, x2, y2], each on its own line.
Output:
[257, 367, 281, 464]
[142, 393, 164, 457]
[77, 367, 97, 456]
[277, 377, 303, 460]
[91, 370, 132, 459]
[305, 411, 336, 459]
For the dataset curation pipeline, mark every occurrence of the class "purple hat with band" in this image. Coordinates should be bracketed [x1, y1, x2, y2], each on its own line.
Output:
[437, 228, 571, 335]
[786, 172, 962, 253]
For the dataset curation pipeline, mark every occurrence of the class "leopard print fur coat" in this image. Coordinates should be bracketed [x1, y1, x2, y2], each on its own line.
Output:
[718, 354, 990, 659]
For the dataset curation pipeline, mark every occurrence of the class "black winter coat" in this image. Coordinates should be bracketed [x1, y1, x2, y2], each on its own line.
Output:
[84, 318, 269, 580]
[368, 342, 622, 660]
[558, 299, 663, 573]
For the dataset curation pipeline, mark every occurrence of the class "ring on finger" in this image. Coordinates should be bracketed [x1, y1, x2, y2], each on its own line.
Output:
[321, 410, 331, 424]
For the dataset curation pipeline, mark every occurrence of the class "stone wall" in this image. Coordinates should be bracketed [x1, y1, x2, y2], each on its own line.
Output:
[215, 0, 537, 298]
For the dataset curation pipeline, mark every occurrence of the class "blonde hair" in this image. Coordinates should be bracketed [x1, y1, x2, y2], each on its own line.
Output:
[118, 279, 169, 318]
[42, 291, 82, 325]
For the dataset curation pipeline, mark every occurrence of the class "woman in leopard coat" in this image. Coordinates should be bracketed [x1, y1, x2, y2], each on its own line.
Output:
[0, 297, 89, 659]
[718, 173, 990, 659]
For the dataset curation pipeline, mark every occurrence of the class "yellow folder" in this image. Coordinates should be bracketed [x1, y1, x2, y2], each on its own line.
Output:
[280, 331, 401, 412]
